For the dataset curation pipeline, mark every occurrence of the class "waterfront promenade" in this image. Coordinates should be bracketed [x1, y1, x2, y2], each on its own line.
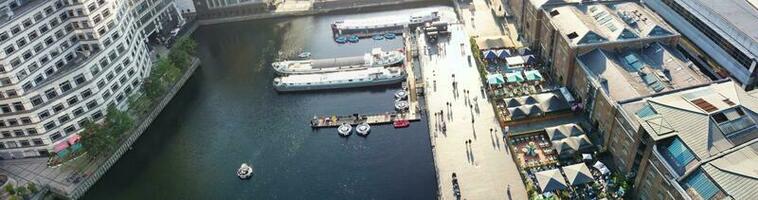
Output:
[421, 23, 527, 199]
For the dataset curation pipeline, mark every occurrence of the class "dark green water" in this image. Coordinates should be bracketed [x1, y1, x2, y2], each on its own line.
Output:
[84, 8, 442, 200]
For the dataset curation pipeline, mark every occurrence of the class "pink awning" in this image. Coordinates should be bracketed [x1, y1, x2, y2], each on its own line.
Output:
[54, 142, 70, 152]
[67, 134, 81, 144]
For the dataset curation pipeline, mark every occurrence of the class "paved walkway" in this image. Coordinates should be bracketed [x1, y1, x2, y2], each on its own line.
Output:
[457, 0, 523, 48]
[421, 22, 527, 199]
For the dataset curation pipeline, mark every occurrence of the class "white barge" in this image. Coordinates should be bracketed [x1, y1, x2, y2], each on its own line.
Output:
[272, 48, 404, 75]
[331, 11, 439, 35]
[273, 67, 406, 92]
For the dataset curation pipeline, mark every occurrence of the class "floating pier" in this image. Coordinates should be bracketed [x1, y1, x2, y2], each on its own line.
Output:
[311, 112, 420, 128]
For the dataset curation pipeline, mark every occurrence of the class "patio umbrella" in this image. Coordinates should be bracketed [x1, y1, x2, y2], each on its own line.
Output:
[506, 72, 525, 83]
[582, 153, 593, 161]
[54, 142, 69, 152]
[545, 126, 568, 140]
[71, 143, 83, 151]
[552, 140, 569, 155]
[525, 70, 543, 81]
[575, 135, 594, 150]
[563, 163, 594, 186]
[56, 149, 70, 158]
[508, 107, 527, 119]
[486, 74, 505, 85]
[523, 95, 538, 104]
[593, 161, 611, 175]
[526, 104, 543, 117]
[535, 168, 568, 192]
[506, 98, 521, 107]
[67, 134, 81, 145]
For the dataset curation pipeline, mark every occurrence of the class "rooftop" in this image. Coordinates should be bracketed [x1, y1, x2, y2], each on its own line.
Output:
[688, 0, 758, 47]
[544, 1, 676, 46]
[620, 80, 758, 200]
[576, 42, 709, 101]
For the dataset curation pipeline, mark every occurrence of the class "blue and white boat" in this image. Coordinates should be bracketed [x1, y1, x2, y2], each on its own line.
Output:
[384, 33, 396, 40]
[348, 35, 359, 43]
[372, 34, 384, 40]
[335, 36, 347, 43]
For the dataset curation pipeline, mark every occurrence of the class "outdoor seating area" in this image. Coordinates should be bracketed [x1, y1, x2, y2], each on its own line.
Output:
[545, 123, 594, 158]
[480, 48, 554, 99]
[48, 134, 85, 167]
[523, 157, 624, 200]
[511, 133, 559, 169]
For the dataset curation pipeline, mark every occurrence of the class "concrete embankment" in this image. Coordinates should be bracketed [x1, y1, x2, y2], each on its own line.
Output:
[198, 0, 451, 25]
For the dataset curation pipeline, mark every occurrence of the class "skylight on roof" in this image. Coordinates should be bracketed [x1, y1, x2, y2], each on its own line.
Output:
[683, 170, 720, 200]
[691, 98, 717, 112]
[665, 137, 695, 173]
[635, 104, 657, 118]
[712, 107, 756, 137]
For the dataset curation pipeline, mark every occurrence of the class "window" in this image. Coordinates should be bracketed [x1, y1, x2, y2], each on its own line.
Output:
[75, 74, 87, 84]
[58, 115, 70, 123]
[13, 102, 25, 111]
[8, 119, 18, 126]
[50, 132, 63, 141]
[27, 128, 38, 135]
[38, 110, 51, 119]
[44, 122, 56, 130]
[73, 107, 84, 116]
[52, 104, 65, 113]
[45, 89, 58, 99]
[60, 81, 73, 92]
[20, 117, 31, 124]
[86, 100, 98, 109]
[0, 105, 11, 113]
[82, 89, 93, 97]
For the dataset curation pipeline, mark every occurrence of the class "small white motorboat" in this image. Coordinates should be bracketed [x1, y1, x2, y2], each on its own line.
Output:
[395, 100, 410, 111]
[298, 52, 311, 59]
[338, 123, 352, 136]
[356, 122, 371, 136]
[237, 163, 253, 179]
[395, 90, 408, 100]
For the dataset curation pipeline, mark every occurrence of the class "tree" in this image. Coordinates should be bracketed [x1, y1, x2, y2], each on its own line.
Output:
[168, 49, 190, 70]
[26, 183, 38, 193]
[4, 183, 15, 195]
[105, 105, 133, 137]
[80, 121, 115, 156]
[14, 186, 27, 197]
[173, 36, 197, 56]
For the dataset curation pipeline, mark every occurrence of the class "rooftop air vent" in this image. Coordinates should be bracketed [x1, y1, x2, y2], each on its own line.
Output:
[550, 10, 560, 17]
[567, 32, 578, 39]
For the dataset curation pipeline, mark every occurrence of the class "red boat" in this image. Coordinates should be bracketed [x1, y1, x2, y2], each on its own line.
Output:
[393, 119, 410, 128]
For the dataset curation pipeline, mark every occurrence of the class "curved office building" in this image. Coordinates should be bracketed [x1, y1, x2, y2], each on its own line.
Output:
[0, 0, 183, 159]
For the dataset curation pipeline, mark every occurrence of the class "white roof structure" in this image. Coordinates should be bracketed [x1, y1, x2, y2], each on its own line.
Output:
[535, 168, 568, 192]
[563, 163, 594, 186]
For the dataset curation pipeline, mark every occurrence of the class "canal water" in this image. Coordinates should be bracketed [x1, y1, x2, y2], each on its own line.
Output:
[83, 7, 446, 200]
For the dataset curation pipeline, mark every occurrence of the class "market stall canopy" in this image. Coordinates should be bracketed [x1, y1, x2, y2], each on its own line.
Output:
[545, 123, 585, 141]
[536, 168, 568, 192]
[487, 74, 505, 85]
[594, 161, 611, 175]
[67, 134, 81, 144]
[525, 70, 544, 81]
[506, 72, 525, 83]
[563, 163, 594, 186]
[505, 56, 526, 66]
[54, 141, 70, 152]
[506, 98, 522, 107]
